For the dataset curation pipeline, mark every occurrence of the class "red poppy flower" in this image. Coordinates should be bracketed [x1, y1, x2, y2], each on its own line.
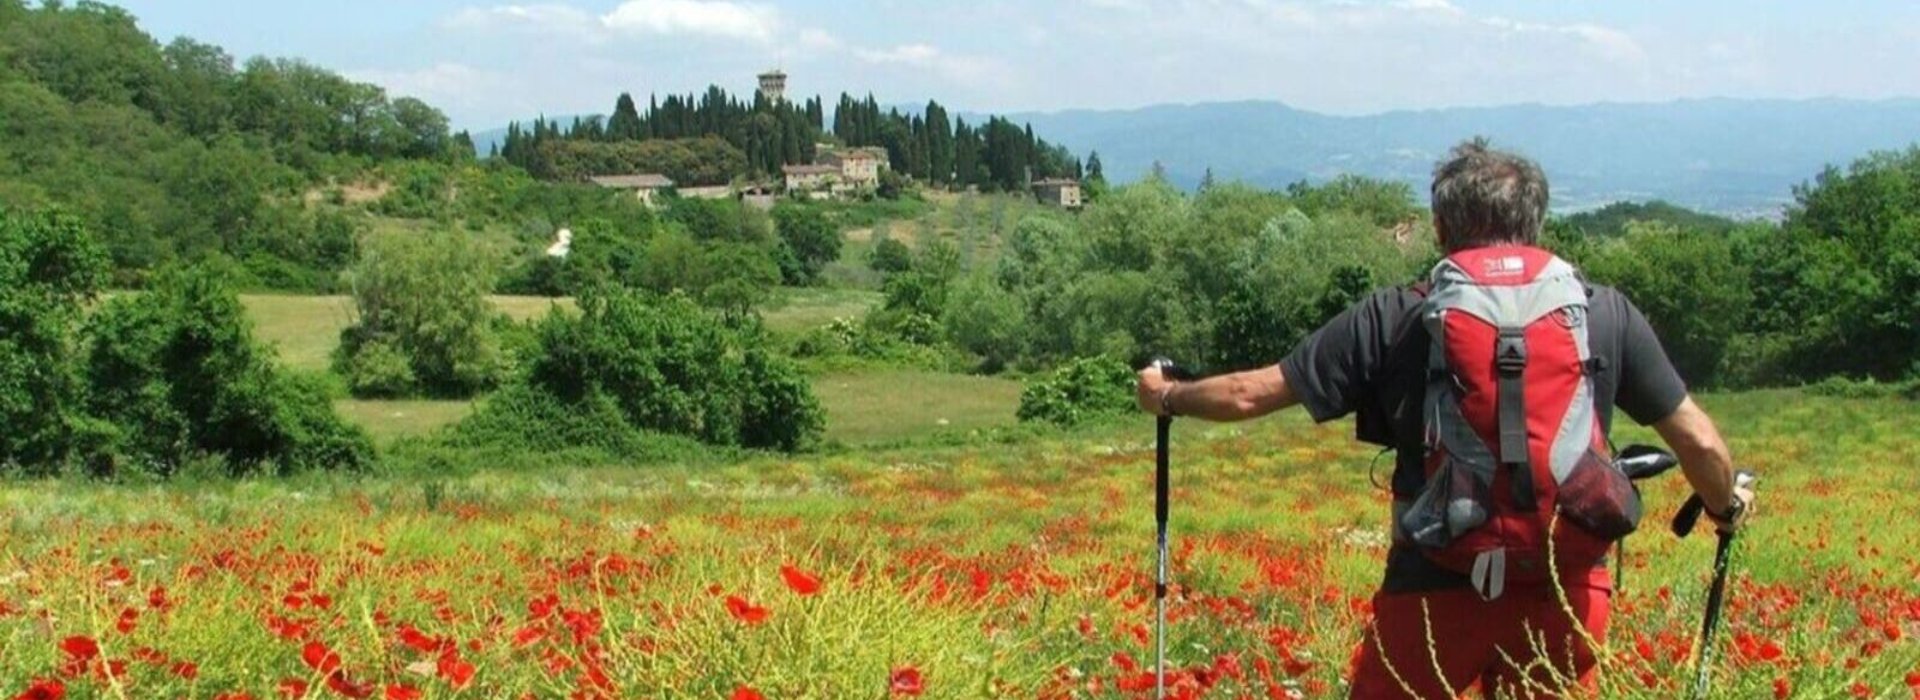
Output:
[780, 564, 822, 596]
[325, 672, 374, 699]
[58, 637, 99, 662]
[383, 686, 422, 700]
[731, 686, 765, 700]
[171, 661, 198, 680]
[11, 678, 64, 700]
[396, 625, 443, 654]
[437, 653, 476, 689]
[301, 641, 342, 674]
[511, 624, 546, 649]
[889, 666, 924, 696]
[725, 595, 770, 625]
[277, 680, 309, 699]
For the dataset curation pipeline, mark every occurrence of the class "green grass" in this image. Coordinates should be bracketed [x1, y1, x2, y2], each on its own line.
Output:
[811, 369, 1023, 444]
[759, 287, 882, 334]
[333, 399, 474, 444]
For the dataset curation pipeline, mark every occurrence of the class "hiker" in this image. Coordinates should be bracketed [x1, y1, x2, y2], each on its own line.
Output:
[1134, 138, 1755, 699]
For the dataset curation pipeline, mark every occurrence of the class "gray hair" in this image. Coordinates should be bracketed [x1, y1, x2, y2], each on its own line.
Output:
[1430, 138, 1549, 251]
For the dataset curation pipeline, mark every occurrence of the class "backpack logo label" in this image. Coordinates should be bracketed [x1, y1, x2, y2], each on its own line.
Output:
[1481, 256, 1526, 278]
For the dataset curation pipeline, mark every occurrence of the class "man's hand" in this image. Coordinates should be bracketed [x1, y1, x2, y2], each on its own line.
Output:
[1709, 479, 1756, 534]
[1136, 364, 1176, 416]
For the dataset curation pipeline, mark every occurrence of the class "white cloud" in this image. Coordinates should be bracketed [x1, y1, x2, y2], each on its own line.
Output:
[853, 44, 940, 65]
[850, 43, 1008, 90]
[447, 0, 778, 43]
[601, 0, 779, 42]
[796, 28, 842, 52]
[350, 62, 504, 101]
[445, 4, 598, 35]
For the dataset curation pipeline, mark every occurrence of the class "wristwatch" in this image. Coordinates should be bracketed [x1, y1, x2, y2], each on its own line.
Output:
[1704, 492, 1746, 526]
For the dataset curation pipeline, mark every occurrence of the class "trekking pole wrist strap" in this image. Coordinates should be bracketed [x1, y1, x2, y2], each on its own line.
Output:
[1158, 383, 1181, 417]
[1704, 493, 1745, 525]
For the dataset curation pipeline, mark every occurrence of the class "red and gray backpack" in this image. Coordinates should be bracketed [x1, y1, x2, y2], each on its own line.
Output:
[1400, 245, 1641, 600]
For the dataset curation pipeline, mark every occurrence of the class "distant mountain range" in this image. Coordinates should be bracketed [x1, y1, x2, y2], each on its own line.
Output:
[987, 98, 1920, 218]
[477, 98, 1920, 218]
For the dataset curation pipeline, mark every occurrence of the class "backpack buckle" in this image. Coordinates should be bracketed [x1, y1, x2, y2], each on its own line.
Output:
[1495, 330, 1528, 376]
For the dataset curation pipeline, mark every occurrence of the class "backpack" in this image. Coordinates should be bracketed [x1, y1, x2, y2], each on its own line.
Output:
[1399, 245, 1641, 600]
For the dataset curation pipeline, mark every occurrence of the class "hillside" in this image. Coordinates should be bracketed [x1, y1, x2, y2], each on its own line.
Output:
[987, 98, 1920, 216]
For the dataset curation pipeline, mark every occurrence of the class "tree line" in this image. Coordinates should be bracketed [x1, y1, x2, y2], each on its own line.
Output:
[495, 88, 1082, 191]
[824, 157, 1920, 402]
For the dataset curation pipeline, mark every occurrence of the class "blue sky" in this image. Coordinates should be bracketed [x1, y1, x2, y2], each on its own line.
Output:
[113, 0, 1920, 130]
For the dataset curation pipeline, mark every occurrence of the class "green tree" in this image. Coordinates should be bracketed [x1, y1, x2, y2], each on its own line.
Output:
[0, 209, 108, 474]
[1582, 222, 1750, 388]
[608, 92, 643, 140]
[84, 263, 372, 476]
[1760, 148, 1920, 380]
[771, 203, 841, 285]
[941, 273, 1024, 371]
[337, 230, 504, 397]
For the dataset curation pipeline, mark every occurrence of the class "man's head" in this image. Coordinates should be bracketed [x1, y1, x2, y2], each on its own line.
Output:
[1430, 138, 1549, 252]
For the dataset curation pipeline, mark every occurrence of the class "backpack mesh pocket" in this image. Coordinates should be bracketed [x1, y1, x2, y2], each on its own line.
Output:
[1555, 448, 1642, 540]
[1400, 457, 1492, 549]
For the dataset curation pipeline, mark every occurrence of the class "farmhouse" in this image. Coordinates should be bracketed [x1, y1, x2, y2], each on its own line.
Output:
[1032, 178, 1083, 209]
[782, 164, 840, 198]
[818, 146, 887, 190]
[589, 173, 674, 207]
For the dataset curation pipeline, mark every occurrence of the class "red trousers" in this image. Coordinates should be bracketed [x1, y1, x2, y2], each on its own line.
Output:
[1347, 569, 1611, 699]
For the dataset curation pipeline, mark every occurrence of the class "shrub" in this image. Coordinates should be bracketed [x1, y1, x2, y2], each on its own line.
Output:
[771, 203, 841, 285]
[1016, 355, 1137, 428]
[342, 339, 416, 397]
[869, 236, 912, 275]
[83, 264, 373, 476]
[941, 273, 1024, 371]
[336, 229, 504, 397]
[474, 288, 825, 452]
[0, 208, 108, 474]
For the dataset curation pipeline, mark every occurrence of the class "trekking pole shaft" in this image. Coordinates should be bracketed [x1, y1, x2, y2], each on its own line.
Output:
[1691, 531, 1735, 700]
[1155, 414, 1171, 700]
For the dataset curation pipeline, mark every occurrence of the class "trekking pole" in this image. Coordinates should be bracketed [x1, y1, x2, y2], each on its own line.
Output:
[1671, 470, 1756, 700]
[1148, 358, 1192, 700]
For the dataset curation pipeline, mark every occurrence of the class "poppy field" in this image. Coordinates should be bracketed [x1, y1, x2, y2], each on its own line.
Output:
[1, 389, 1916, 698]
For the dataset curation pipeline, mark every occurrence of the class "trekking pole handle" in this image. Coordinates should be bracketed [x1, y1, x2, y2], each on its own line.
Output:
[1673, 470, 1756, 538]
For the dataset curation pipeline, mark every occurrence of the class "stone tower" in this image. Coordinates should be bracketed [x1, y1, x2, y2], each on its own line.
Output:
[757, 69, 787, 104]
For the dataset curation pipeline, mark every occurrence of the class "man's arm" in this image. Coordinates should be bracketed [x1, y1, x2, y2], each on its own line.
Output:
[1652, 396, 1753, 531]
[1135, 364, 1299, 422]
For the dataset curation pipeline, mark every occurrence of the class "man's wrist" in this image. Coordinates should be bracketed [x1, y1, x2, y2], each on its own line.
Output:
[1705, 492, 1746, 525]
[1158, 382, 1180, 417]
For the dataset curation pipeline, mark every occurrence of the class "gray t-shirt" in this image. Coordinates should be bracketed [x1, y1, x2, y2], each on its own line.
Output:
[1279, 284, 1689, 592]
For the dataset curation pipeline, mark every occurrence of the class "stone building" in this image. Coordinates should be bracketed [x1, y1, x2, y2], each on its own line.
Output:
[589, 173, 674, 207]
[782, 164, 840, 198]
[1032, 178, 1083, 209]
[818, 147, 887, 190]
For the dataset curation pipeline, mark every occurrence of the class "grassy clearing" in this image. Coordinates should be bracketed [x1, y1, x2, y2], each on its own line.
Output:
[332, 399, 475, 445]
[240, 295, 574, 372]
[0, 390, 1913, 697]
[812, 369, 1024, 445]
[759, 287, 882, 334]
